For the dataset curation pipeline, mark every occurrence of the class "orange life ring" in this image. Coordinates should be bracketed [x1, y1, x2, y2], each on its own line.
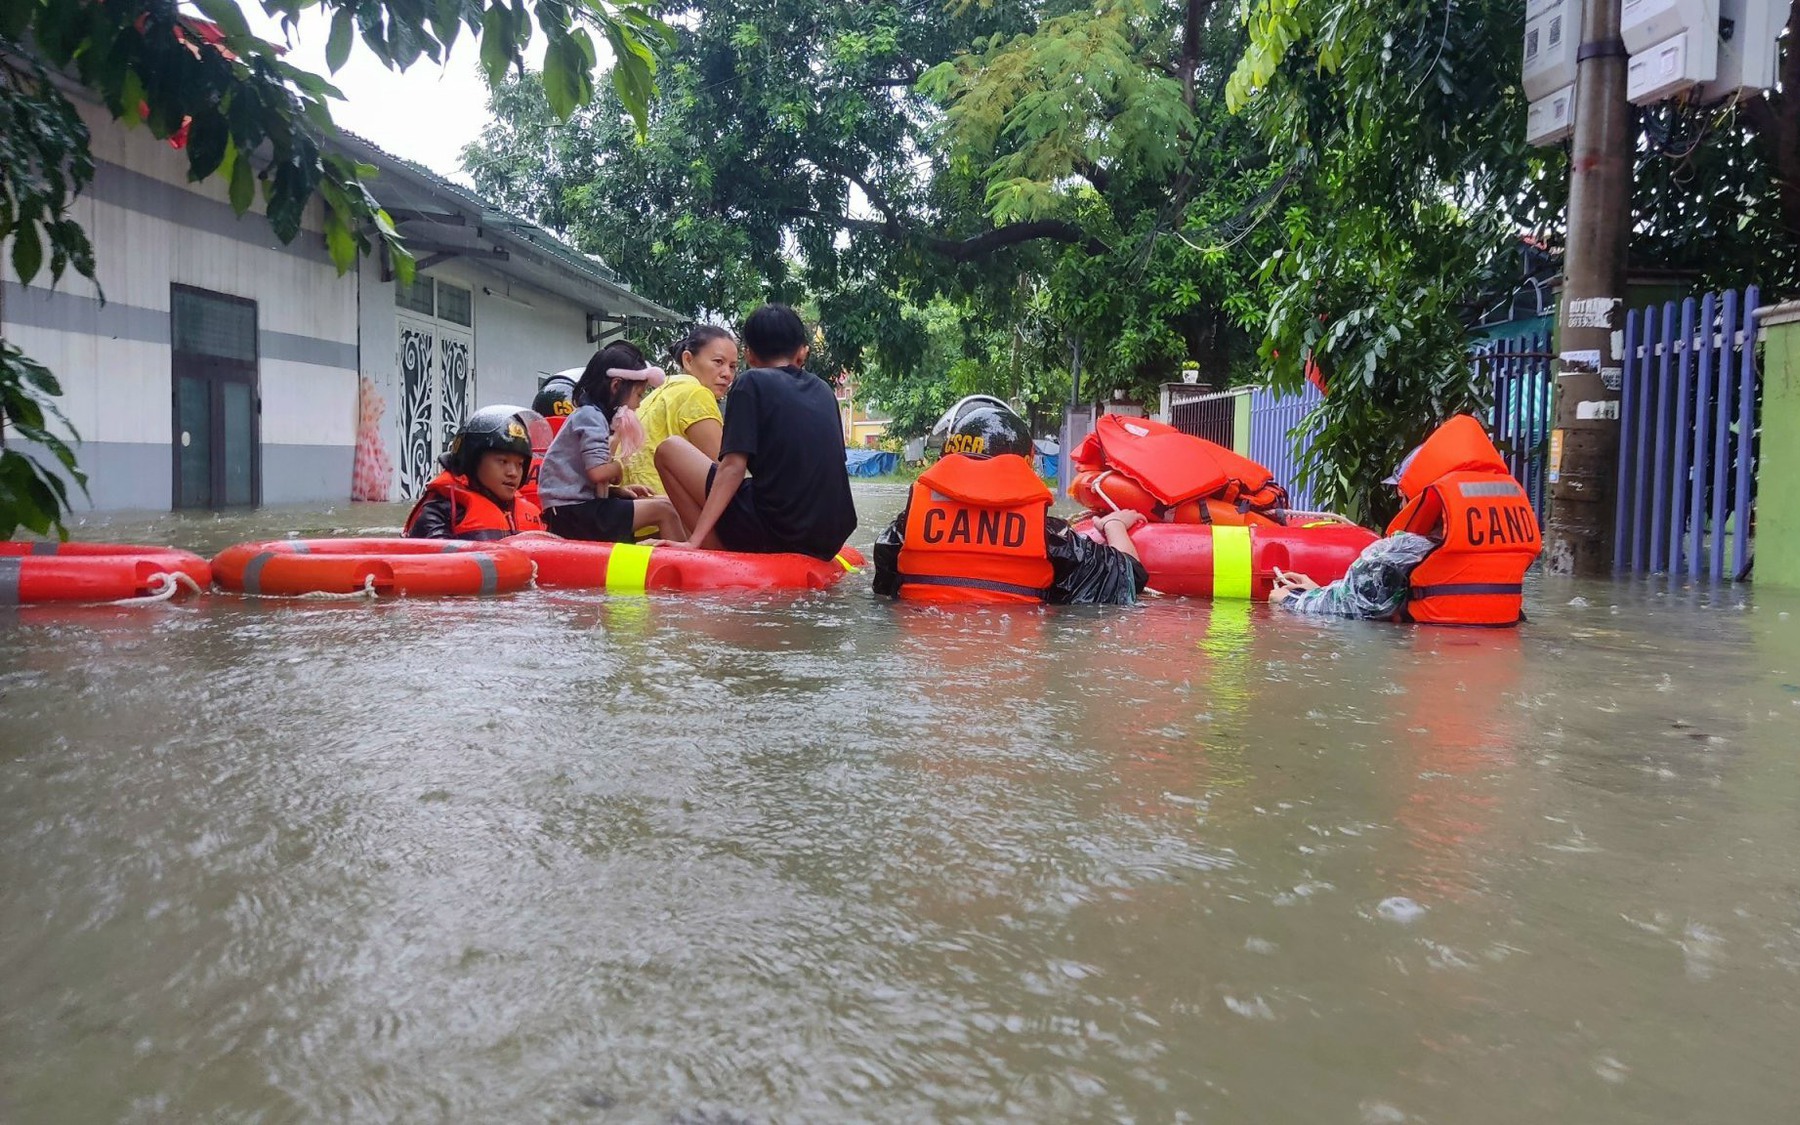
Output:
[508, 533, 865, 592]
[212, 538, 534, 597]
[1, 541, 212, 604]
[1070, 469, 1160, 518]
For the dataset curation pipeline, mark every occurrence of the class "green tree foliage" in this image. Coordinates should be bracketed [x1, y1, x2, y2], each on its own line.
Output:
[1228, 0, 1798, 521]
[1225, 0, 1553, 521]
[921, 0, 1281, 402]
[0, 0, 670, 537]
[466, 0, 1041, 362]
[853, 287, 1073, 439]
[467, 0, 1276, 420]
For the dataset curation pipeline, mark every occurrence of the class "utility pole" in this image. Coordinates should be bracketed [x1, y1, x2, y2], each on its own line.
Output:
[1544, 0, 1632, 576]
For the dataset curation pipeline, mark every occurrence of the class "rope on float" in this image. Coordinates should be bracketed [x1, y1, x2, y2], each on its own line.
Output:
[1281, 510, 1358, 526]
[112, 571, 206, 606]
[1090, 470, 1127, 513]
[293, 574, 380, 600]
[233, 573, 381, 600]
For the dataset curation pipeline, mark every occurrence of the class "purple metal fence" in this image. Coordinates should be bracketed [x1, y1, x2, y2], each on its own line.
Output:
[1477, 331, 1556, 519]
[1246, 383, 1325, 511]
[1246, 331, 1572, 527]
[1615, 286, 1760, 581]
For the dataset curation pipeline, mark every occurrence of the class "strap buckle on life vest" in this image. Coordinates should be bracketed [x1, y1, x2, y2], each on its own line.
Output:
[1410, 582, 1524, 599]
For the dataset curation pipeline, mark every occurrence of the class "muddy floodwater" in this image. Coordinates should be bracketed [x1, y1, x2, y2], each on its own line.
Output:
[3, 484, 1798, 1123]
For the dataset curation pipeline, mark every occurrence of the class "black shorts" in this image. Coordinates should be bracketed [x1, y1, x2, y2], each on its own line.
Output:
[706, 465, 785, 554]
[543, 497, 637, 543]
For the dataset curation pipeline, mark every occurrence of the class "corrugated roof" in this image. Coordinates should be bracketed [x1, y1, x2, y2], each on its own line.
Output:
[331, 131, 680, 325]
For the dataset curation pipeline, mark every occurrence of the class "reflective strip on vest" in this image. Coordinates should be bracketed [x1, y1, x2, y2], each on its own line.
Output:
[604, 542, 654, 592]
[834, 552, 858, 572]
[895, 573, 1049, 600]
[1457, 480, 1524, 498]
[1210, 525, 1253, 599]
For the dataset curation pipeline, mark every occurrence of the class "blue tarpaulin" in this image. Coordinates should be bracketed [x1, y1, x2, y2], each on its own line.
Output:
[846, 448, 899, 477]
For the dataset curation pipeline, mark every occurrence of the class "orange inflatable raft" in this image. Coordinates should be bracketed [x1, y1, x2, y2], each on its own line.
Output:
[1078, 518, 1377, 600]
[508, 534, 864, 593]
[1, 541, 212, 604]
[212, 538, 534, 597]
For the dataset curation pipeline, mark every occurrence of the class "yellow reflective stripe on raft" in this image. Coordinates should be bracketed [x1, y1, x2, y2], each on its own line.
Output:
[1210, 525, 1254, 600]
[603, 542, 654, 592]
[834, 552, 858, 572]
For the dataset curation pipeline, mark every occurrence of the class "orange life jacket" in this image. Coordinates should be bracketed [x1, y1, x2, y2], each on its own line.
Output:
[1386, 415, 1541, 626]
[895, 454, 1055, 603]
[1071, 414, 1288, 521]
[404, 471, 544, 541]
[517, 415, 567, 510]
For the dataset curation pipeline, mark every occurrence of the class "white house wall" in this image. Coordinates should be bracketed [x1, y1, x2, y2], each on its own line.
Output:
[355, 255, 600, 500]
[1, 100, 358, 510]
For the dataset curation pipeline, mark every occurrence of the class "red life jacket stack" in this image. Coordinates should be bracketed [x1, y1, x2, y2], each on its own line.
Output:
[403, 471, 545, 541]
[1386, 415, 1541, 626]
[895, 454, 1054, 603]
[1070, 414, 1289, 526]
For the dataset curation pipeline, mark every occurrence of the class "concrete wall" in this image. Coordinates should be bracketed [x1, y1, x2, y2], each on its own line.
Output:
[354, 255, 599, 500]
[1755, 301, 1800, 589]
[2, 100, 357, 510]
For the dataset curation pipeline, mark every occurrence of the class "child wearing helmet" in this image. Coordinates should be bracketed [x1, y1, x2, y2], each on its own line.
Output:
[535, 342, 688, 543]
[1270, 414, 1540, 623]
[872, 400, 1150, 606]
[403, 405, 548, 540]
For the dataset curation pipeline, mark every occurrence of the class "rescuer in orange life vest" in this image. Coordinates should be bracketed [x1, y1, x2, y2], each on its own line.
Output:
[872, 401, 1150, 605]
[1269, 414, 1541, 624]
[404, 405, 549, 541]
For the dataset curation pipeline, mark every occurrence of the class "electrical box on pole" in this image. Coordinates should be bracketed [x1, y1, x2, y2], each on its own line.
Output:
[1696, 0, 1790, 101]
[1620, 0, 1721, 103]
[1525, 0, 1584, 99]
[1527, 84, 1579, 144]
[1523, 0, 1584, 145]
[1620, 0, 1717, 49]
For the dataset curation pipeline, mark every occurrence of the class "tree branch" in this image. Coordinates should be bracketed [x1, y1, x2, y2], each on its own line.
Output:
[809, 157, 905, 231]
[781, 207, 1110, 260]
[1181, 0, 1217, 114]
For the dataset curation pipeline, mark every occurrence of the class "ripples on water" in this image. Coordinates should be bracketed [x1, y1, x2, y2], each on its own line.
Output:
[2, 486, 1798, 1122]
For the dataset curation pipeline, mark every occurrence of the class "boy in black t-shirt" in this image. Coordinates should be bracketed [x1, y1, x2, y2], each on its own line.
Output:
[655, 305, 857, 560]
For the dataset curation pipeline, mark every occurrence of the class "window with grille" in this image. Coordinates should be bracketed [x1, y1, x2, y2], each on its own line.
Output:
[436, 282, 472, 327]
[172, 288, 258, 361]
[395, 275, 435, 316]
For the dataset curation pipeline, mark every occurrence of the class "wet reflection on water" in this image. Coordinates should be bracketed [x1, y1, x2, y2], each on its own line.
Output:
[2, 487, 1798, 1122]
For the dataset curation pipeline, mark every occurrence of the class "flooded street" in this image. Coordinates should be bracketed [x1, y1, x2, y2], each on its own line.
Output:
[3, 484, 1798, 1122]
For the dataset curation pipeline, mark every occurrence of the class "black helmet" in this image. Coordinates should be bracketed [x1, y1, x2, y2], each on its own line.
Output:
[441, 405, 548, 477]
[935, 400, 1033, 460]
[532, 372, 579, 418]
[928, 394, 1017, 458]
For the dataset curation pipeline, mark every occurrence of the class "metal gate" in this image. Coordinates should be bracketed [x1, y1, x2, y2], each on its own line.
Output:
[1168, 389, 1239, 446]
[1615, 287, 1760, 581]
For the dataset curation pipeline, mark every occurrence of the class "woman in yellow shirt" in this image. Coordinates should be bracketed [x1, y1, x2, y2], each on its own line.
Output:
[622, 325, 738, 493]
